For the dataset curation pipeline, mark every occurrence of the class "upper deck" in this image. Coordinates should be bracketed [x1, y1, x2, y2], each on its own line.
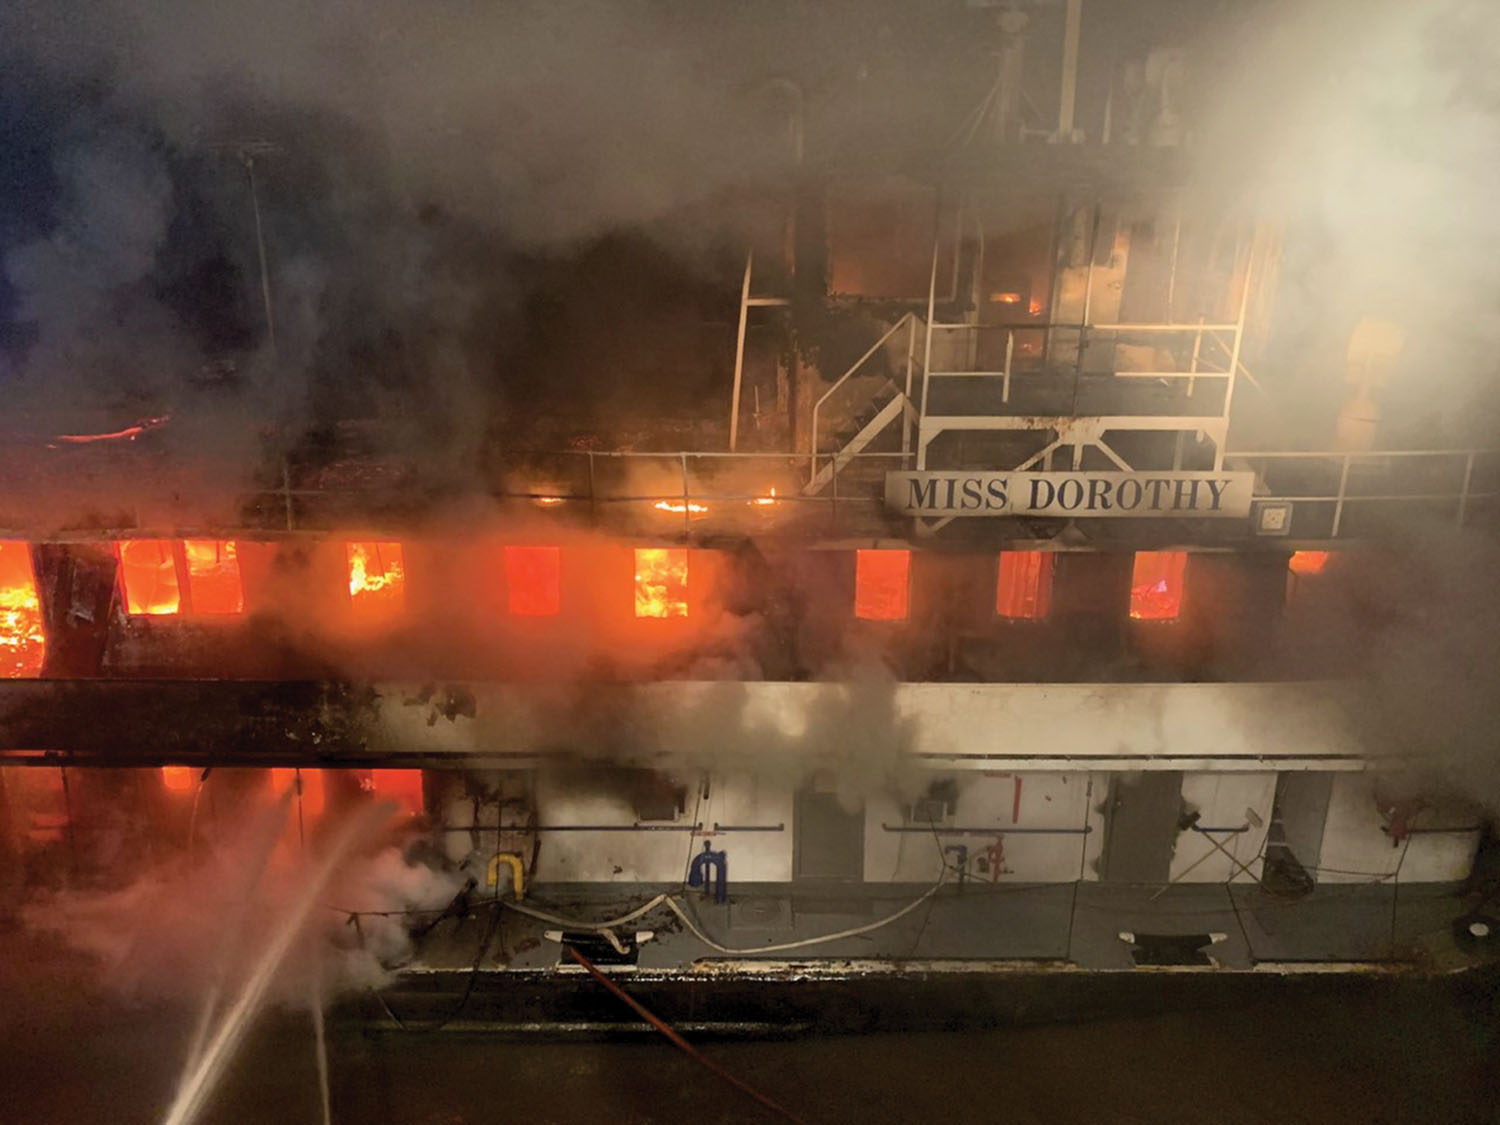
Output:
[1, 432, 1494, 549]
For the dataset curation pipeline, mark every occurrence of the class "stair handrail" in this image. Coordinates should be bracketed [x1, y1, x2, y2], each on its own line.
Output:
[809, 312, 921, 472]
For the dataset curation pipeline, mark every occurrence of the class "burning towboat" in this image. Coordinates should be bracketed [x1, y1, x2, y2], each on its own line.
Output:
[2, 0, 1499, 1039]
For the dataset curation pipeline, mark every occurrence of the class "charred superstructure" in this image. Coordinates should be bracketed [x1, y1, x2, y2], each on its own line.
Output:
[2, 0, 1498, 1026]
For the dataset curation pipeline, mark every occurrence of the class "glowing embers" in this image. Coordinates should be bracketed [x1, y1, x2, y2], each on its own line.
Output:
[1130, 551, 1187, 621]
[634, 548, 688, 618]
[996, 551, 1054, 620]
[118, 539, 181, 615]
[161, 765, 196, 793]
[346, 541, 406, 613]
[855, 549, 910, 621]
[505, 546, 561, 616]
[183, 540, 244, 614]
[0, 541, 45, 678]
[1289, 550, 1331, 577]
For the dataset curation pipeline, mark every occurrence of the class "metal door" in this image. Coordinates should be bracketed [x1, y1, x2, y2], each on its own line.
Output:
[1099, 771, 1183, 883]
[1270, 772, 1333, 878]
[793, 784, 865, 882]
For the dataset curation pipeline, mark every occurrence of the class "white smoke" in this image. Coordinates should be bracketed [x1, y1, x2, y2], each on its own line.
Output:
[1192, 0, 1500, 445]
[19, 789, 463, 1007]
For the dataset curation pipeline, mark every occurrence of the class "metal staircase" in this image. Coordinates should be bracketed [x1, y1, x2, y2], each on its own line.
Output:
[805, 312, 923, 495]
[806, 392, 909, 494]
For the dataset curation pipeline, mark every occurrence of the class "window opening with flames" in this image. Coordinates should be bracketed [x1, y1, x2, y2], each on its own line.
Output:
[635, 548, 688, 618]
[505, 545, 561, 616]
[0, 541, 45, 678]
[361, 769, 425, 817]
[855, 549, 911, 621]
[117, 539, 181, 615]
[117, 539, 245, 616]
[347, 541, 406, 614]
[183, 540, 244, 614]
[161, 765, 197, 793]
[996, 551, 1054, 620]
[1130, 551, 1187, 621]
[1288, 550, 1331, 577]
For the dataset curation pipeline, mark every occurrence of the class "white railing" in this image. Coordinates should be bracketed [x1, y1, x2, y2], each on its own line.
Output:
[2, 447, 1492, 542]
[924, 318, 1241, 407]
[1232, 449, 1498, 537]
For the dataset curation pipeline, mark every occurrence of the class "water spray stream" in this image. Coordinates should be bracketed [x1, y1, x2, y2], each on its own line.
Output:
[300, 773, 333, 1125]
[162, 801, 394, 1125]
[182, 785, 296, 1074]
[311, 954, 332, 1125]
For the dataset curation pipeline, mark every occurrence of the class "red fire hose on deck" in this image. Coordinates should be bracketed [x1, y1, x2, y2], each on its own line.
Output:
[566, 945, 806, 1124]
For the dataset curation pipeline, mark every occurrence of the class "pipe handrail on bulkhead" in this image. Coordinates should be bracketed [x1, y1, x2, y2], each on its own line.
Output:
[487, 852, 527, 900]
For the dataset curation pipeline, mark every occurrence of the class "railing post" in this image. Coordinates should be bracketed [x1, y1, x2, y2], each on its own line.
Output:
[1458, 450, 1476, 526]
[807, 412, 817, 486]
[680, 452, 691, 534]
[1002, 328, 1014, 404]
[830, 450, 839, 532]
[1331, 453, 1352, 537]
[1186, 314, 1203, 398]
[729, 250, 752, 452]
[1066, 203, 1101, 419]
[1077, 203, 1100, 375]
[587, 451, 598, 519]
[919, 242, 939, 470]
[1215, 243, 1255, 470]
[902, 313, 916, 456]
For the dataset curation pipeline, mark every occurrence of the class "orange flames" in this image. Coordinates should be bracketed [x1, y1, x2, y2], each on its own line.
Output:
[1129, 551, 1187, 621]
[183, 539, 244, 614]
[749, 488, 779, 507]
[118, 539, 245, 616]
[347, 541, 406, 611]
[161, 765, 196, 793]
[996, 551, 1053, 620]
[854, 549, 910, 621]
[505, 545, 561, 616]
[117, 539, 181, 615]
[0, 541, 45, 678]
[634, 548, 688, 618]
[1288, 550, 1331, 576]
[654, 500, 709, 516]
